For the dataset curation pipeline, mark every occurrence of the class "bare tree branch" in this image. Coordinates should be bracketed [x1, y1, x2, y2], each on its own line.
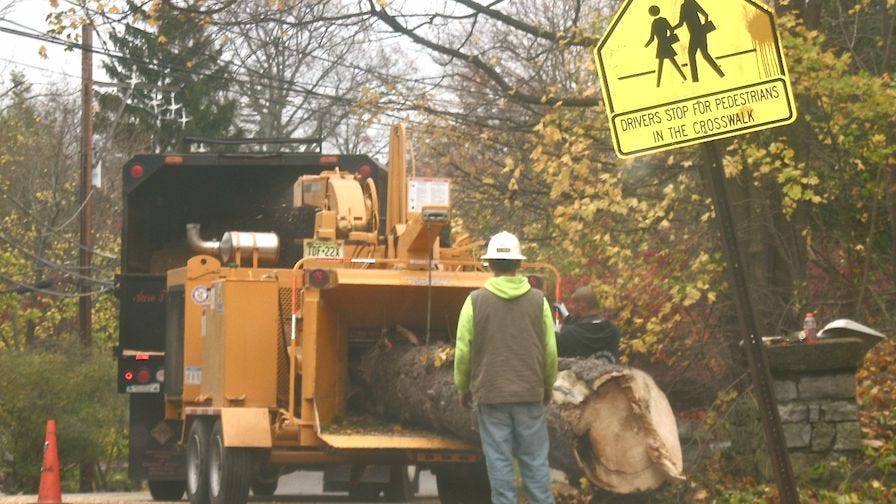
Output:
[365, 0, 600, 107]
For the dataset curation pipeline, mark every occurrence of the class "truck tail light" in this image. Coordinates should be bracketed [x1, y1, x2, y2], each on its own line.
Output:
[306, 269, 333, 288]
[137, 367, 151, 384]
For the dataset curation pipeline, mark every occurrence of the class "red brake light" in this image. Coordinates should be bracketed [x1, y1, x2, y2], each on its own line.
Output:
[319, 156, 338, 165]
[136, 367, 151, 383]
[130, 164, 144, 178]
[308, 269, 330, 288]
[124, 371, 134, 381]
[136, 353, 150, 361]
[163, 155, 184, 165]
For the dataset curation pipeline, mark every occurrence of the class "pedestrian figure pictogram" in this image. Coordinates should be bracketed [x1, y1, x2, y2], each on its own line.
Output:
[646, 5, 687, 87]
[672, 0, 725, 82]
[594, 0, 797, 157]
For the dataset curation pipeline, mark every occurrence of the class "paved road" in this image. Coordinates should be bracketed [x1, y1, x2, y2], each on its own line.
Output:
[0, 470, 441, 504]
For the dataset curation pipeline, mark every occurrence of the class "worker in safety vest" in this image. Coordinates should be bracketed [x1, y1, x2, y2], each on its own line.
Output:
[454, 231, 558, 504]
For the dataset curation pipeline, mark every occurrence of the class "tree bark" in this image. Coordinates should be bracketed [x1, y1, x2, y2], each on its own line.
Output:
[359, 343, 685, 494]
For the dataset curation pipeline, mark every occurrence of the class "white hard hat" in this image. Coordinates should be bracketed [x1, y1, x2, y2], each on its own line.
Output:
[481, 231, 527, 260]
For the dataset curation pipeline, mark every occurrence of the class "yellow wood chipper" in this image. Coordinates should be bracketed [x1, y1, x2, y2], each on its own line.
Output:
[116, 127, 552, 504]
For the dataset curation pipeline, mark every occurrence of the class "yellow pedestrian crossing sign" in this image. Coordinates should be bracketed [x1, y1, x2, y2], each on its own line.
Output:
[594, 0, 797, 158]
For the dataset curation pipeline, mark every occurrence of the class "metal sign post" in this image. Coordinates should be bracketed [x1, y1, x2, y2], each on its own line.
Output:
[701, 142, 799, 503]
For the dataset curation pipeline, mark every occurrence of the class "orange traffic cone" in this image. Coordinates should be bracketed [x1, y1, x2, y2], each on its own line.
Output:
[37, 419, 62, 504]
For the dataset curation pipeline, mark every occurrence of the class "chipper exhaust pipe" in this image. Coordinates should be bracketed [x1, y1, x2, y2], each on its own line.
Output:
[186, 223, 221, 255]
[186, 223, 280, 266]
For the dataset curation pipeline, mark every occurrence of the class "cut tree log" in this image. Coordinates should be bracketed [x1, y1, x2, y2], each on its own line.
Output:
[359, 342, 685, 494]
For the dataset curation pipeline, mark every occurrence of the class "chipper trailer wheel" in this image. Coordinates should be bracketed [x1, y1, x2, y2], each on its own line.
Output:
[208, 419, 254, 504]
[250, 475, 278, 496]
[383, 464, 415, 502]
[186, 419, 211, 504]
[251, 462, 281, 496]
[148, 480, 186, 501]
[435, 462, 491, 504]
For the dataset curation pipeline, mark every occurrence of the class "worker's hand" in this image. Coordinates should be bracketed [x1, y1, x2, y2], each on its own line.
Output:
[543, 388, 553, 406]
[553, 302, 569, 319]
[460, 391, 473, 410]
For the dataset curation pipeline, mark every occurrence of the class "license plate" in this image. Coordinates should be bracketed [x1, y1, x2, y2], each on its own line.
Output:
[304, 240, 344, 259]
[126, 383, 160, 393]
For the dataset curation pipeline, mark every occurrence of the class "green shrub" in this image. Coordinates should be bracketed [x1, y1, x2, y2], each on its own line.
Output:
[0, 346, 127, 493]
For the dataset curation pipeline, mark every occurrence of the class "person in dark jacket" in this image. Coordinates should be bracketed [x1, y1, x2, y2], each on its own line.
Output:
[556, 286, 621, 362]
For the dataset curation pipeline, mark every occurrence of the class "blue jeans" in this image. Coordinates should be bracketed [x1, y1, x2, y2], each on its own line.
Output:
[477, 402, 555, 504]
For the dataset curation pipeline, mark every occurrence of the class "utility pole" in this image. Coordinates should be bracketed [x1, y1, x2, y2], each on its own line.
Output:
[78, 22, 97, 493]
[79, 22, 93, 348]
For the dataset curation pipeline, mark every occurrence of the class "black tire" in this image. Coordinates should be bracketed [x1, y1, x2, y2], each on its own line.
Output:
[250, 479, 278, 496]
[384, 465, 414, 502]
[208, 419, 253, 504]
[148, 479, 186, 501]
[435, 462, 491, 504]
[348, 484, 382, 500]
[186, 419, 211, 504]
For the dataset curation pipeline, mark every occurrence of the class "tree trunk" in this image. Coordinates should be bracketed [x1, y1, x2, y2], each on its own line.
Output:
[359, 343, 685, 494]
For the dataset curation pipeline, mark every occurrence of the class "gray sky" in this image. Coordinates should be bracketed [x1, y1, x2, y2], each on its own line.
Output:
[0, 0, 107, 88]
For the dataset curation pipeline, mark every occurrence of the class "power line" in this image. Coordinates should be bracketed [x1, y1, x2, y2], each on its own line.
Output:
[0, 16, 429, 114]
[0, 234, 114, 286]
[0, 16, 455, 147]
[0, 21, 354, 101]
[0, 271, 111, 297]
[0, 190, 118, 259]
[0, 13, 487, 147]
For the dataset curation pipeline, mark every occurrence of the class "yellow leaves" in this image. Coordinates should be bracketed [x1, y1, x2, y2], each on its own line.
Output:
[158, 34, 168, 44]
[501, 156, 515, 174]
[629, 337, 648, 354]
[50, 0, 59, 7]
[38, 45, 48, 59]
[682, 285, 702, 307]
[783, 183, 803, 201]
[433, 347, 454, 368]
[542, 125, 562, 145]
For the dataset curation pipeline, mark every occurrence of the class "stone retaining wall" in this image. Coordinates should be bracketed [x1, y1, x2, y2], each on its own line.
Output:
[765, 338, 869, 473]
[772, 371, 862, 471]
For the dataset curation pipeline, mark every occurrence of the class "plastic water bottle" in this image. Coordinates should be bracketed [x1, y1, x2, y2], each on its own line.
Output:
[802, 313, 817, 343]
